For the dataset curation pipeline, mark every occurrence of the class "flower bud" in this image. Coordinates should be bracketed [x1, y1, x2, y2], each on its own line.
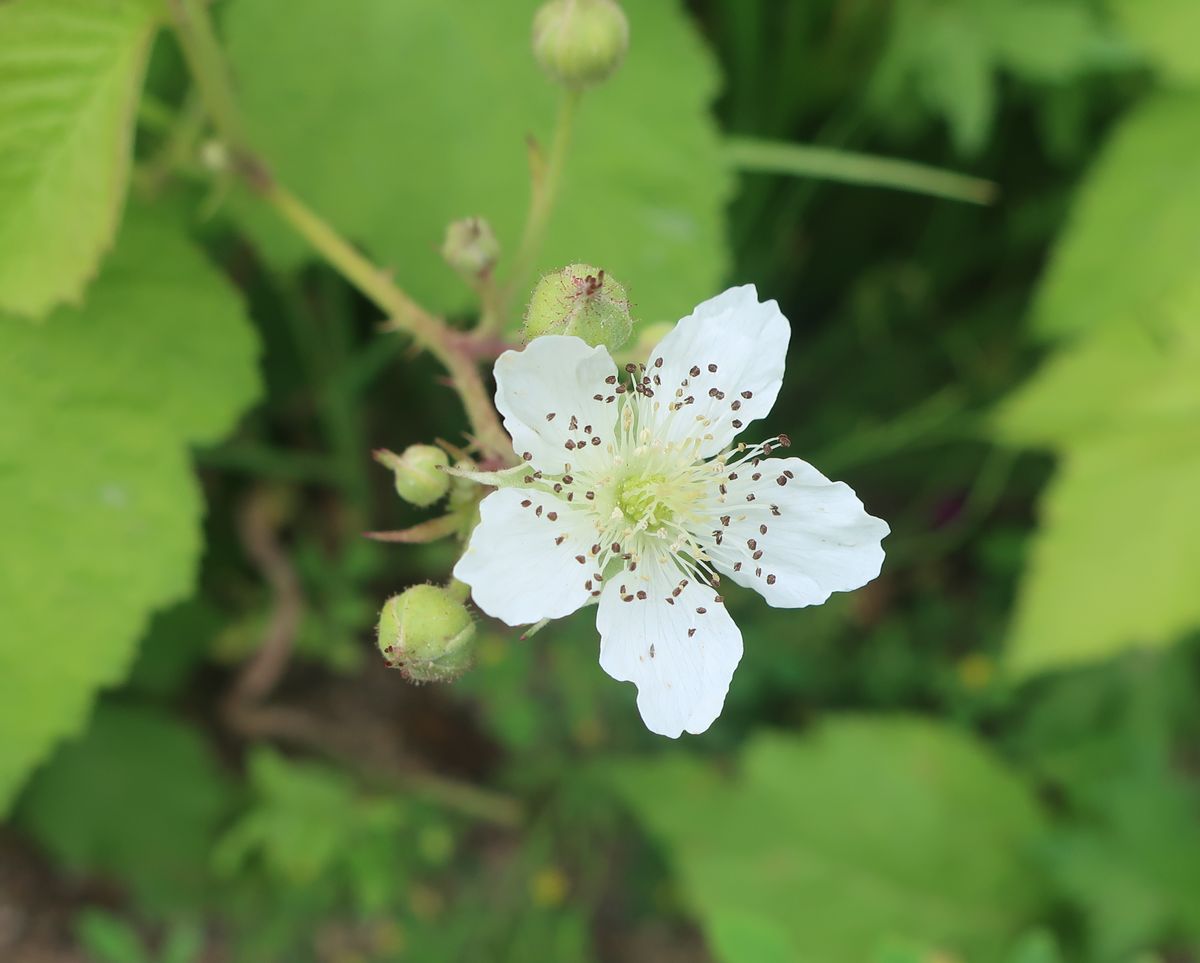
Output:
[377, 585, 476, 683]
[441, 217, 500, 278]
[374, 445, 450, 508]
[524, 264, 632, 350]
[532, 0, 629, 90]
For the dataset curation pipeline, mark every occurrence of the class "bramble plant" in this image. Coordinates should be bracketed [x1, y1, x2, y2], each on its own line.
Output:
[5, 0, 1200, 959]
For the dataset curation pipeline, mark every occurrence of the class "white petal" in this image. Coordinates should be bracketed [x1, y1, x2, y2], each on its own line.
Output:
[706, 456, 889, 607]
[454, 487, 595, 626]
[596, 557, 743, 738]
[494, 336, 619, 473]
[644, 285, 790, 458]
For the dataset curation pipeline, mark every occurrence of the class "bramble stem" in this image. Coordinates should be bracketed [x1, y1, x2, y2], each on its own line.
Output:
[167, 0, 511, 461]
[501, 88, 582, 319]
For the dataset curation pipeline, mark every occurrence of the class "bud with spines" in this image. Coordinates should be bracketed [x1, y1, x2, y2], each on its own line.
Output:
[524, 264, 632, 351]
[441, 217, 500, 279]
[377, 585, 476, 683]
[532, 0, 629, 90]
[374, 445, 450, 508]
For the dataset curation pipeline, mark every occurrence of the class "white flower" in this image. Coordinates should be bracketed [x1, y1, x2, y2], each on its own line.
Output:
[454, 285, 889, 738]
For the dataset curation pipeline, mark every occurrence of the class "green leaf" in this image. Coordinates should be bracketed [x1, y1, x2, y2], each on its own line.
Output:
[1031, 94, 1200, 342]
[996, 94, 1200, 676]
[0, 206, 261, 812]
[18, 705, 234, 912]
[1111, 0, 1200, 86]
[607, 717, 1048, 963]
[1004, 424, 1200, 677]
[223, 0, 730, 326]
[0, 0, 161, 318]
[869, 0, 1110, 155]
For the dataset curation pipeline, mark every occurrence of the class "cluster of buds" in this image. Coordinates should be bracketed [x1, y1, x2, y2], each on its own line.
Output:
[373, 0, 633, 687]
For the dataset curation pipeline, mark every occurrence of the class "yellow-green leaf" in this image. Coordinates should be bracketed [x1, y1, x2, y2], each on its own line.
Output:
[0, 0, 161, 318]
[0, 206, 260, 811]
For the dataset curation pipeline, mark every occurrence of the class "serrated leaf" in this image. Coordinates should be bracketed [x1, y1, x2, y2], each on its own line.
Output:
[0, 206, 261, 811]
[1032, 94, 1200, 342]
[607, 717, 1047, 963]
[0, 0, 161, 318]
[997, 94, 1200, 677]
[222, 0, 730, 326]
[1111, 0, 1200, 86]
[17, 704, 234, 912]
[1003, 424, 1200, 677]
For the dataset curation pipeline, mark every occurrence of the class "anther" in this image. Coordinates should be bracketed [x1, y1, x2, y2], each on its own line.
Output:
[546, 412, 556, 421]
[707, 364, 717, 373]
[575, 555, 586, 564]
[741, 390, 753, 399]
[696, 607, 707, 614]
[766, 574, 777, 585]
[689, 365, 700, 377]
[521, 499, 532, 508]
[731, 419, 743, 428]
[759, 524, 767, 534]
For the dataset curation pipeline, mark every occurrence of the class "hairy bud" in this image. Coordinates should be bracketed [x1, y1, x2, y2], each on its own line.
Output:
[441, 216, 500, 278]
[532, 0, 629, 90]
[377, 585, 476, 683]
[524, 264, 632, 350]
[374, 445, 450, 508]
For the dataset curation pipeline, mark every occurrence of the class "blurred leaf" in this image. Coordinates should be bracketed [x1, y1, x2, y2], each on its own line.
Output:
[0, 206, 261, 811]
[1011, 653, 1200, 959]
[215, 746, 411, 915]
[997, 94, 1200, 676]
[0, 0, 160, 318]
[1000, 426, 1200, 677]
[1047, 777, 1200, 959]
[76, 909, 151, 963]
[607, 717, 1048, 963]
[216, 748, 365, 884]
[1110, 0, 1200, 86]
[18, 705, 233, 912]
[223, 0, 730, 326]
[870, 0, 1110, 154]
[1030, 94, 1200, 342]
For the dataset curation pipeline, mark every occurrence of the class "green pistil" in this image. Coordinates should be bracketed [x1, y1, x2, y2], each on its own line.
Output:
[616, 474, 674, 530]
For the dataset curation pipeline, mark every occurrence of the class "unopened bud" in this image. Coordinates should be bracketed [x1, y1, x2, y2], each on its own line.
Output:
[441, 217, 500, 278]
[532, 0, 629, 90]
[377, 585, 476, 683]
[374, 445, 449, 508]
[524, 264, 632, 350]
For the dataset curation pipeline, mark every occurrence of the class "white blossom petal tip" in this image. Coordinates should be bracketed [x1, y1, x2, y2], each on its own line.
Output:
[456, 286, 887, 736]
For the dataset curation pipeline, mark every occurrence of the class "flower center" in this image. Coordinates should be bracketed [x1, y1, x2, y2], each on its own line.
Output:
[616, 473, 677, 531]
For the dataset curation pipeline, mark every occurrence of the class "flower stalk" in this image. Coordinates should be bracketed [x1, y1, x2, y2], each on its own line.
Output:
[166, 0, 512, 461]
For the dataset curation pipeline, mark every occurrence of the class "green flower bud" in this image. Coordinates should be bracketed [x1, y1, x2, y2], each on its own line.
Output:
[441, 216, 500, 278]
[377, 585, 476, 683]
[532, 0, 629, 90]
[374, 445, 450, 508]
[524, 264, 632, 350]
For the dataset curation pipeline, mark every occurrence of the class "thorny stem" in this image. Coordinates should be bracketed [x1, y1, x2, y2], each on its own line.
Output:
[501, 88, 582, 319]
[167, 0, 511, 461]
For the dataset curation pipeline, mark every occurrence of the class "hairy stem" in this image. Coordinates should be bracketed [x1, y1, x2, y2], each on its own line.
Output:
[167, 0, 511, 461]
